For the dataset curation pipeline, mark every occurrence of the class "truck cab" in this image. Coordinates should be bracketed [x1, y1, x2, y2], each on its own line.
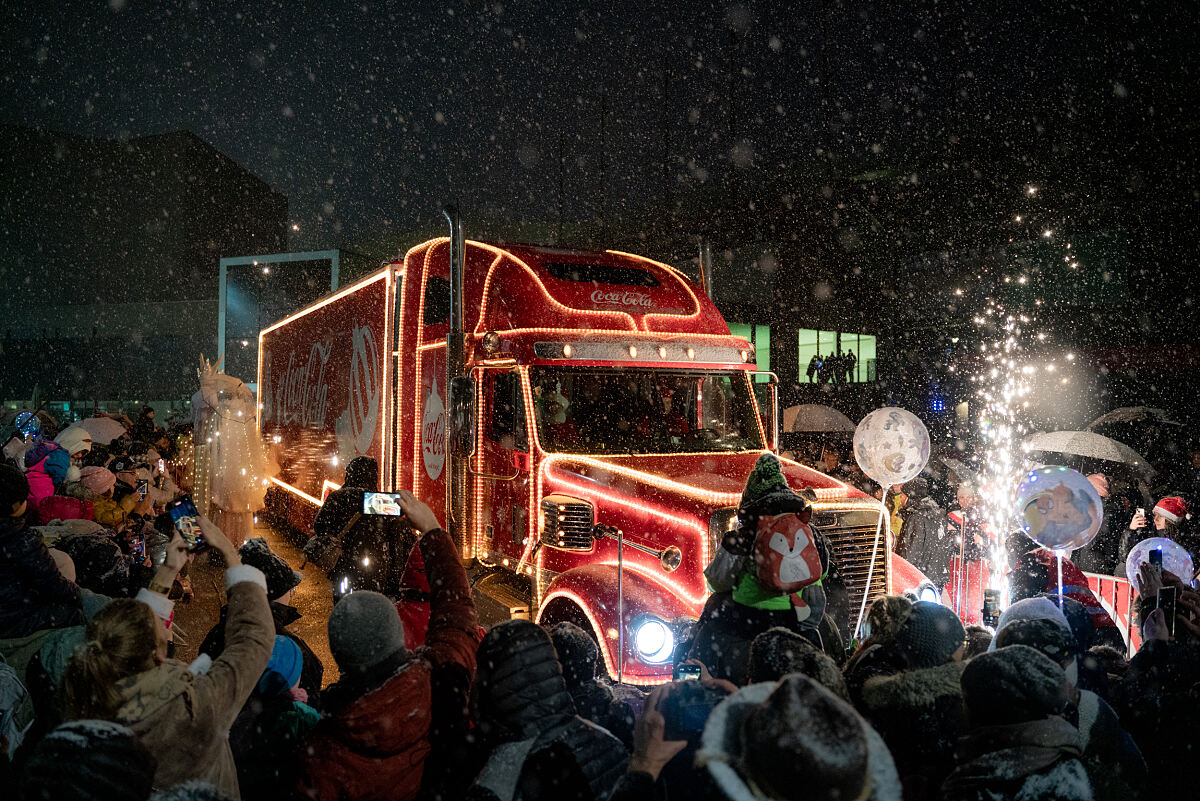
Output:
[260, 235, 927, 684]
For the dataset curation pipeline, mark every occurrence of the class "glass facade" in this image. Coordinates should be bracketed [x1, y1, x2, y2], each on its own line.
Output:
[798, 329, 877, 383]
[728, 323, 771, 382]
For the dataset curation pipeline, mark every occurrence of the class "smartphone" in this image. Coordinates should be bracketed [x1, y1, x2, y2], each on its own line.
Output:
[674, 663, 702, 681]
[1148, 546, 1163, 581]
[982, 589, 1001, 629]
[1136, 507, 1146, 523]
[136, 479, 149, 501]
[157, 458, 166, 474]
[1157, 586, 1178, 637]
[167, 496, 207, 552]
[363, 492, 407, 518]
[130, 532, 147, 561]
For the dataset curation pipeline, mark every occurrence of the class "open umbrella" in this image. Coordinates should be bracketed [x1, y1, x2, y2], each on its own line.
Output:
[1087, 407, 1181, 429]
[940, 456, 980, 485]
[1025, 430, 1154, 476]
[72, 416, 128, 445]
[783, 404, 855, 433]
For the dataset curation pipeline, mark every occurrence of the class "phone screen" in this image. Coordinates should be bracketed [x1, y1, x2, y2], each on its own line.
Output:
[1158, 586, 1178, 637]
[1149, 547, 1164, 578]
[675, 664, 702, 681]
[168, 496, 206, 551]
[136, 479, 149, 500]
[157, 458, 166, 474]
[363, 492, 407, 517]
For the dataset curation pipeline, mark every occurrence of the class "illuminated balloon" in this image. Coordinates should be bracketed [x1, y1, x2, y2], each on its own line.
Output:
[1015, 466, 1102, 552]
[1125, 537, 1195, 593]
[852, 407, 931, 486]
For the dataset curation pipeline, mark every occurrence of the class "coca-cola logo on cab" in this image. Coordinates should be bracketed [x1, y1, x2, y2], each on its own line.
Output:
[590, 289, 652, 308]
[422, 378, 447, 481]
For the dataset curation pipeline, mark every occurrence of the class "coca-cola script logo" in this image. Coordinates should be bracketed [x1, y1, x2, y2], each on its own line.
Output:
[422, 378, 447, 480]
[590, 289, 652, 308]
[271, 341, 332, 428]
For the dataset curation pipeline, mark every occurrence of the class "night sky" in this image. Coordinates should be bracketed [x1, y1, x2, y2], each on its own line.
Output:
[3, 1, 1195, 258]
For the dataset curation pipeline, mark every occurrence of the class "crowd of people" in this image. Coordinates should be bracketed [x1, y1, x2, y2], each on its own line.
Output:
[806, 350, 860, 384]
[1, 406, 1198, 801]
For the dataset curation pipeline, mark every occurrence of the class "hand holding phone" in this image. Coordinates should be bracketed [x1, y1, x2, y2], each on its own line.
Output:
[167, 496, 207, 553]
[363, 492, 408, 518]
[1157, 586, 1178, 638]
[1132, 509, 1147, 530]
[674, 663, 702, 681]
[1149, 546, 1164, 581]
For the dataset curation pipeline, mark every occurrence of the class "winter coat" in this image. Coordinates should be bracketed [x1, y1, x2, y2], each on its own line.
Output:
[689, 590, 825, 685]
[1012, 550, 1120, 646]
[859, 660, 968, 801]
[307, 483, 413, 598]
[469, 620, 628, 801]
[1068, 689, 1145, 801]
[844, 641, 911, 709]
[1110, 639, 1200, 798]
[941, 717, 1094, 801]
[297, 528, 479, 801]
[230, 691, 320, 801]
[23, 443, 69, 512]
[65, 481, 126, 530]
[200, 600, 324, 708]
[896, 496, 950, 586]
[111, 567, 274, 798]
[0, 514, 83, 638]
[568, 680, 636, 750]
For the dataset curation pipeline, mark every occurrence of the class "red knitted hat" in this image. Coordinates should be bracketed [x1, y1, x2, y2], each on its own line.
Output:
[1153, 496, 1189, 524]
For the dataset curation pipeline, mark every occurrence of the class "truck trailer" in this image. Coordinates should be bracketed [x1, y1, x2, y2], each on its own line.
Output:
[258, 215, 930, 683]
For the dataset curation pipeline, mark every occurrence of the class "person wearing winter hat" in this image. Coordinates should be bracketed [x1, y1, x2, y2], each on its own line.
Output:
[0, 464, 84, 639]
[689, 453, 841, 684]
[745, 625, 850, 700]
[1121, 495, 1200, 577]
[470, 618, 628, 801]
[23, 436, 70, 514]
[855, 601, 968, 801]
[199, 538, 323, 704]
[548, 620, 636, 748]
[690, 674, 901, 801]
[60, 516, 273, 799]
[68, 466, 128, 530]
[944, 645, 1093, 801]
[298, 490, 479, 801]
[995, 620, 1146, 801]
[229, 636, 319, 801]
[843, 595, 914, 691]
[21, 719, 157, 801]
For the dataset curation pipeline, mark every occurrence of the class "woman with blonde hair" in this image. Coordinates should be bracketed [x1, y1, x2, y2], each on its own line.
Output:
[62, 515, 273, 798]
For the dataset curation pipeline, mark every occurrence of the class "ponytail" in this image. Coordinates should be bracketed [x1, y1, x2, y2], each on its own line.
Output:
[62, 599, 158, 720]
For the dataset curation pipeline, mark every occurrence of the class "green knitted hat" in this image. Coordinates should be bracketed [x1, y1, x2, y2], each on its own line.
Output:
[741, 453, 792, 507]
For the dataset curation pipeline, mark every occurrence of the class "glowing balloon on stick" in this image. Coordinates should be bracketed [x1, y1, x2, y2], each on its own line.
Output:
[1015, 466, 1103, 552]
[1126, 538, 1195, 593]
[852, 407, 931, 486]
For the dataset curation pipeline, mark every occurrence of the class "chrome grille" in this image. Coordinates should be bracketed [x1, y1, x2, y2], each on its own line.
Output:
[541, 499, 594, 550]
[812, 511, 890, 636]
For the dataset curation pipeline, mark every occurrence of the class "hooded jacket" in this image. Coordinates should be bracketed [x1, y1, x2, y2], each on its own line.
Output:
[0, 514, 83, 638]
[24, 441, 69, 511]
[941, 717, 1093, 801]
[859, 660, 968, 801]
[297, 527, 479, 801]
[111, 567, 274, 798]
[468, 619, 628, 801]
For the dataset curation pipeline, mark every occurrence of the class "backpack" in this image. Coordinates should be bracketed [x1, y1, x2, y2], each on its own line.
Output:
[752, 512, 827, 594]
[37, 494, 94, 525]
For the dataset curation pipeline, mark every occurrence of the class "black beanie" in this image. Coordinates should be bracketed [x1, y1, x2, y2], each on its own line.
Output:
[961, 645, 1072, 727]
[23, 720, 157, 801]
[1, 463, 30, 512]
[895, 601, 966, 669]
[239, 537, 303, 601]
[547, 620, 599, 687]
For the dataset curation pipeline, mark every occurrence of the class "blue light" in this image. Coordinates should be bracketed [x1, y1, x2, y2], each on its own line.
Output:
[931, 396, 946, 413]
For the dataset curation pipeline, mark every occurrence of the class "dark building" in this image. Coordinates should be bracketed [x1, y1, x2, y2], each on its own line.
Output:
[0, 125, 287, 407]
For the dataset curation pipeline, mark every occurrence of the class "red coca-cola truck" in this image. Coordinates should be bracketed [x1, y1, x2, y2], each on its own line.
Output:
[258, 213, 930, 683]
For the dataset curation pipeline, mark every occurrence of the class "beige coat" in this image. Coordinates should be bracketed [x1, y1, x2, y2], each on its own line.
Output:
[114, 570, 273, 798]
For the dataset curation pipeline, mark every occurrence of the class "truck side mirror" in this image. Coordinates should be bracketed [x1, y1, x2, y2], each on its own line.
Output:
[750, 371, 779, 453]
[449, 376, 476, 457]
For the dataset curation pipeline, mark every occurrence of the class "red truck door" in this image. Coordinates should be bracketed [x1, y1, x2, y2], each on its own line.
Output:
[472, 368, 533, 563]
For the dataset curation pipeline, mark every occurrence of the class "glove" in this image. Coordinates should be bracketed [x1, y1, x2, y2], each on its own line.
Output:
[722, 526, 754, 556]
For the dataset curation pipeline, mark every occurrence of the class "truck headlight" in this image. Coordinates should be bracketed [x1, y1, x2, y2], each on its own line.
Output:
[903, 582, 942, 605]
[631, 615, 675, 664]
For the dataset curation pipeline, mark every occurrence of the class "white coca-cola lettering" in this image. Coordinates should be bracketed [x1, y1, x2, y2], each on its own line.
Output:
[422, 378, 447, 480]
[589, 288, 652, 308]
[272, 340, 332, 428]
[348, 323, 381, 454]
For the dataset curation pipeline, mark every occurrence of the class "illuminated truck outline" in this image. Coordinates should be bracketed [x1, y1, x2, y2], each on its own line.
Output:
[258, 226, 930, 684]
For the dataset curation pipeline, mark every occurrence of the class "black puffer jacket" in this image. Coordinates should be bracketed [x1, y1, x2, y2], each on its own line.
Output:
[896, 495, 950, 587]
[306, 457, 412, 598]
[0, 515, 83, 638]
[469, 619, 628, 801]
[547, 621, 635, 749]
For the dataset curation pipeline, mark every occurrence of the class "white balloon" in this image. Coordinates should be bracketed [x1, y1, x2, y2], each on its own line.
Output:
[1125, 537, 1195, 593]
[852, 407, 931, 486]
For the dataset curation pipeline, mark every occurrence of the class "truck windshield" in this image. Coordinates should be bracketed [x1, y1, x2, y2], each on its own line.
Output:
[530, 367, 765, 454]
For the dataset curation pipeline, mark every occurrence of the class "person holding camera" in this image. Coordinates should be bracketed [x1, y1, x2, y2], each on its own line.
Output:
[298, 491, 480, 801]
[61, 516, 274, 798]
